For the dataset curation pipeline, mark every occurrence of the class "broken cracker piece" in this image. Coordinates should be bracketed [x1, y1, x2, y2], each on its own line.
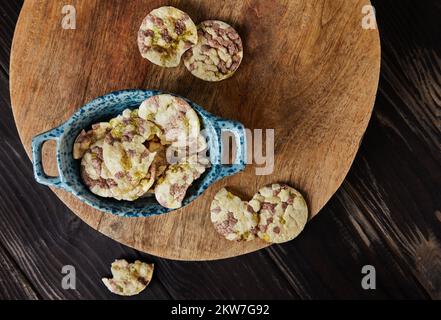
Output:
[102, 259, 154, 296]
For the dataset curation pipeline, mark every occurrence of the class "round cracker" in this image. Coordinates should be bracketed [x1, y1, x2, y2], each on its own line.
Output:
[249, 184, 308, 244]
[183, 20, 243, 81]
[80, 140, 157, 201]
[138, 94, 203, 150]
[101, 138, 157, 201]
[137, 6, 198, 67]
[210, 188, 258, 241]
[101, 109, 161, 200]
[78, 109, 160, 201]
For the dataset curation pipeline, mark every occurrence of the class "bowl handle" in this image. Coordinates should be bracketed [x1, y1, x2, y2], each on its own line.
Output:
[31, 128, 64, 188]
[215, 118, 247, 177]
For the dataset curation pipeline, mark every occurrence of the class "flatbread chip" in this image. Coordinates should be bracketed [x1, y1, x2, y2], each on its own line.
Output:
[250, 184, 308, 244]
[210, 188, 258, 241]
[183, 20, 243, 81]
[102, 260, 154, 296]
[137, 6, 198, 67]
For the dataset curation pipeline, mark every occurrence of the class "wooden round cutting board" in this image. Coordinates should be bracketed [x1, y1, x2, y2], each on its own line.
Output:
[10, 0, 380, 260]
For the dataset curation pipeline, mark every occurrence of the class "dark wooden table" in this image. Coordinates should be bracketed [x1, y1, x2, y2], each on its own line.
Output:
[0, 0, 439, 300]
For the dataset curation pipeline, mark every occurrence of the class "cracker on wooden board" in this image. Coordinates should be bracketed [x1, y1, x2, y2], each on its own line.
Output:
[210, 188, 258, 241]
[137, 6, 198, 67]
[183, 20, 243, 81]
[249, 184, 308, 244]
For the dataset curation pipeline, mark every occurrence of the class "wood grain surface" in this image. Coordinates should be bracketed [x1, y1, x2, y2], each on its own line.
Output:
[9, 0, 380, 260]
[0, 0, 440, 299]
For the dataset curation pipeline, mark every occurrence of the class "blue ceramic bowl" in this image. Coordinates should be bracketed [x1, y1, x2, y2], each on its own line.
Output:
[32, 89, 246, 217]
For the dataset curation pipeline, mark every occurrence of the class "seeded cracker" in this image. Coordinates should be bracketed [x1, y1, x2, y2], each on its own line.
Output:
[80, 140, 117, 198]
[249, 184, 308, 244]
[102, 109, 159, 201]
[138, 6, 198, 67]
[155, 154, 209, 209]
[138, 94, 204, 151]
[210, 188, 258, 241]
[102, 260, 154, 296]
[183, 20, 243, 81]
